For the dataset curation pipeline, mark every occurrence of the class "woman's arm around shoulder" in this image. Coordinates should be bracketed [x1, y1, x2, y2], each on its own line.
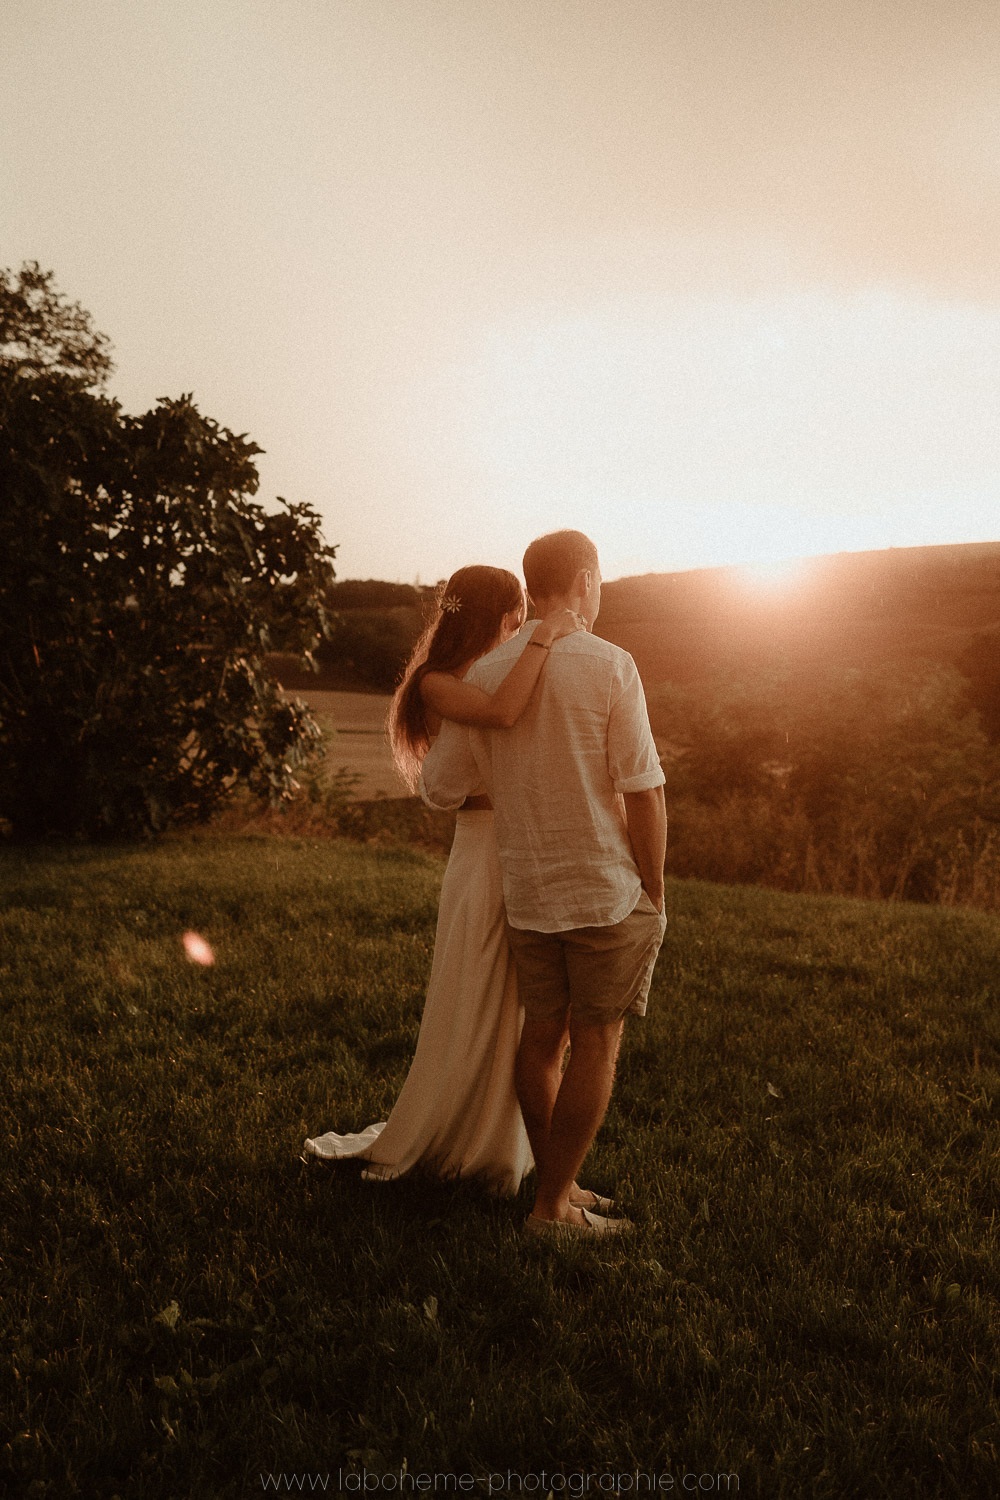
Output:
[420, 608, 583, 729]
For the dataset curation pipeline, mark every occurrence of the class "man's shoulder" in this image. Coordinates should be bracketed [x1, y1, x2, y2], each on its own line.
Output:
[467, 634, 524, 687]
[469, 626, 637, 687]
[560, 631, 630, 660]
[554, 631, 637, 678]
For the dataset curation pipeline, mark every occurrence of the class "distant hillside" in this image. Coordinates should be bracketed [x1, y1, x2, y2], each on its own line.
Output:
[594, 540, 1000, 695]
[269, 542, 1000, 733]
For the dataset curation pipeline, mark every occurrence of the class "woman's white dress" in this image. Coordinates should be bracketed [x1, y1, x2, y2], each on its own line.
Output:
[302, 808, 533, 1195]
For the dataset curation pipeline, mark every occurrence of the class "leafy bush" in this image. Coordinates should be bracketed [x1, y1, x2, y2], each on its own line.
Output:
[0, 266, 336, 839]
[653, 662, 1000, 908]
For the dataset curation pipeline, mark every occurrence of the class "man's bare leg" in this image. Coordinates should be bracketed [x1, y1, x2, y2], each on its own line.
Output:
[528, 1016, 624, 1224]
[516, 1016, 614, 1211]
[515, 1013, 569, 1171]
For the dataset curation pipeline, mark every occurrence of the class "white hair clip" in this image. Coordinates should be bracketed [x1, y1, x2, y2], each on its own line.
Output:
[440, 594, 462, 614]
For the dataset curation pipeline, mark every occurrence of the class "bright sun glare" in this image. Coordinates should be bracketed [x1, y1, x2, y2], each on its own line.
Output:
[738, 558, 808, 590]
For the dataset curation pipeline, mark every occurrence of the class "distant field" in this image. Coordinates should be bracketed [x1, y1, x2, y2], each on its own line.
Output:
[288, 688, 408, 799]
[292, 688, 675, 796]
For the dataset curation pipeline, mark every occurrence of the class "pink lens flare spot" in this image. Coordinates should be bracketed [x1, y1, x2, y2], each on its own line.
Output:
[182, 931, 215, 966]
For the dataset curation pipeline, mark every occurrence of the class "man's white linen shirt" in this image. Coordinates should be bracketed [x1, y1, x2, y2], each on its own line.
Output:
[420, 621, 664, 934]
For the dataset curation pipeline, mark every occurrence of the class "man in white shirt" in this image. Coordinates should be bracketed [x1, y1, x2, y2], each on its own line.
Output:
[421, 530, 667, 1236]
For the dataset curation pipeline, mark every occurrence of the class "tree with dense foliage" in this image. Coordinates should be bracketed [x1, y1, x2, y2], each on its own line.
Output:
[0, 261, 114, 386]
[0, 264, 336, 839]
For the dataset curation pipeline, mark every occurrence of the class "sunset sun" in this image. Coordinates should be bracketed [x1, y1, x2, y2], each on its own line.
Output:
[738, 557, 809, 590]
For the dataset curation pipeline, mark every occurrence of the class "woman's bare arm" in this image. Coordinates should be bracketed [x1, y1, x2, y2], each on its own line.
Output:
[421, 609, 582, 729]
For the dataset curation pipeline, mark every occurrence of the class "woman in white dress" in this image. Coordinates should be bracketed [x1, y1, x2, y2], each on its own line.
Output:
[302, 566, 584, 1195]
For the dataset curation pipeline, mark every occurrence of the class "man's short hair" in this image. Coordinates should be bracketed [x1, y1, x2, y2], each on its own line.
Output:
[522, 530, 599, 600]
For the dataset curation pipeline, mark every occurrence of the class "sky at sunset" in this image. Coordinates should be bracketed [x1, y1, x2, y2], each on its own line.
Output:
[4, 0, 1000, 584]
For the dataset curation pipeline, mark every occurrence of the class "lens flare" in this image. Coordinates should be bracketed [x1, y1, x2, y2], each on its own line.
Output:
[182, 931, 215, 966]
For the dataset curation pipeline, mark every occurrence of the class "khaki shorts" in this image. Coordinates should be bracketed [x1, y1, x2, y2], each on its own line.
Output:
[506, 890, 666, 1026]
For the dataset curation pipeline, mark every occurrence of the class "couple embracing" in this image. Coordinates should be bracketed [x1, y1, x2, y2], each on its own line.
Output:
[303, 530, 667, 1237]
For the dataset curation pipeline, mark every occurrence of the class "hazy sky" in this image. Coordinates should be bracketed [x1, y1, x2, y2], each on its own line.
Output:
[5, 0, 1000, 583]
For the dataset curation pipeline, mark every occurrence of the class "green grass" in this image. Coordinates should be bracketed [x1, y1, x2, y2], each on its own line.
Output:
[2, 836, 999, 1498]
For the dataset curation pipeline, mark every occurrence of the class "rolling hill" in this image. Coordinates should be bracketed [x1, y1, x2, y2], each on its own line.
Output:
[594, 539, 1000, 691]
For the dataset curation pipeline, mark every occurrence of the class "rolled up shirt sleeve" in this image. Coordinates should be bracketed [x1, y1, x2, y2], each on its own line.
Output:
[607, 658, 666, 794]
[419, 721, 483, 810]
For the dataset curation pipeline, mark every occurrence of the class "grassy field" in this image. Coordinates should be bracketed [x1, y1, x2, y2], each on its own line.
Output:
[2, 835, 999, 1498]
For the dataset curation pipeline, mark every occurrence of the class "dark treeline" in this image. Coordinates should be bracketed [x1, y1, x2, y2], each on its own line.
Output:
[327, 579, 427, 609]
[270, 579, 436, 692]
[315, 580, 434, 691]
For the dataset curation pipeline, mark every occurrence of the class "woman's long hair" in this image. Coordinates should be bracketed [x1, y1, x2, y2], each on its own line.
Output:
[388, 565, 525, 791]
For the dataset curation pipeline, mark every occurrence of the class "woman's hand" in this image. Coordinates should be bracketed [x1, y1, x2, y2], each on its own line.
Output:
[533, 607, 586, 648]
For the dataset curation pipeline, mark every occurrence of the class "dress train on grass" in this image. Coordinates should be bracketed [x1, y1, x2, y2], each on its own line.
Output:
[302, 809, 533, 1195]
